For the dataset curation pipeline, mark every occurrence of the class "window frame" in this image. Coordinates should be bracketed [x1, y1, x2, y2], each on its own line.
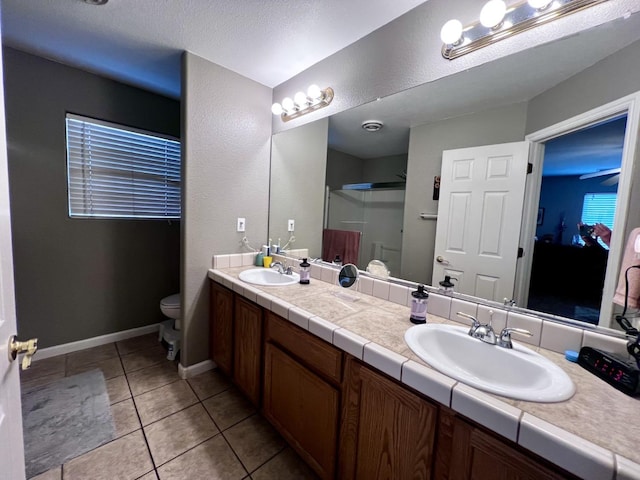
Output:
[65, 113, 181, 220]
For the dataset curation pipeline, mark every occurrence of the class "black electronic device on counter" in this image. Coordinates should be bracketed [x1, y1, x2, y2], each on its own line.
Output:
[577, 346, 640, 396]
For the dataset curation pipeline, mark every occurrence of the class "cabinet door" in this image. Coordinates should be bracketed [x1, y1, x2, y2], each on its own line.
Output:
[263, 343, 339, 480]
[340, 357, 437, 480]
[210, 281, 233, 376]
[233, 296, 263, 405]
[446, 413, 575, 480]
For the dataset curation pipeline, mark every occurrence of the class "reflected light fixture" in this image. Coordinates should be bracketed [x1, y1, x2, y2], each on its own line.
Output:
[440, 0, 608, 60]
[272, 85, 334, 122]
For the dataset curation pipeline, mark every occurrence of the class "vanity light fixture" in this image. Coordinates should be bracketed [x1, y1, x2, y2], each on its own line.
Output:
[271, 85, 334, 122]
[441, 0, 608, 60]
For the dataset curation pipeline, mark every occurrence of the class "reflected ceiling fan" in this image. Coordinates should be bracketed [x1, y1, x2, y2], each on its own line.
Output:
[578, 167, 621, 186]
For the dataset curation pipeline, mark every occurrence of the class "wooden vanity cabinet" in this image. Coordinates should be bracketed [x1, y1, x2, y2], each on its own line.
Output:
[209, 281, 234, 376]
[233, 296, 263, 405]
[339, 356, 438, 480]
[209, 281, 582, 480]
[263, 312, 342, 480]
[209, 282, 263, 405]
[435, 408, 578, 480]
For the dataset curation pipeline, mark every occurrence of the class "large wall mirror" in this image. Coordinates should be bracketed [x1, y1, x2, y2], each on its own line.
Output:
[269, 13, 640, 334]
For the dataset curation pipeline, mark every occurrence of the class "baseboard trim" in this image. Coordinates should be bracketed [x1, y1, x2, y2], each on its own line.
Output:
[178, 359, 216, 379]
[32, 324, 160, 362]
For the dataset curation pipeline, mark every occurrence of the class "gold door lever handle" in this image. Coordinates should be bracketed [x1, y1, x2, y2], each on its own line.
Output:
[8, 335, 38, 370]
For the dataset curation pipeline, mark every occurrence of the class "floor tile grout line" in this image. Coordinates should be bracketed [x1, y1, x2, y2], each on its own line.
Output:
[249, 444, 288, 475]
[218, 428, 254, 476]
[125, 367, 181, 397]
[117, 340, 165, 477]
[138, 397, 201, 429]
[150, 430, 233, 473]
[215, 410, 288, 475]
[198, 392, 255, 476]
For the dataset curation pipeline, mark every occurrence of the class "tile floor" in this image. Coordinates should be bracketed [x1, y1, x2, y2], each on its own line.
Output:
[22, 333, 318, 480]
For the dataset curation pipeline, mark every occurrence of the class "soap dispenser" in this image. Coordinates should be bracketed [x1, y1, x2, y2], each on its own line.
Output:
[299, 258, 311, 285]
[410, 284, 429, 324]
[439, 275, 457, 295]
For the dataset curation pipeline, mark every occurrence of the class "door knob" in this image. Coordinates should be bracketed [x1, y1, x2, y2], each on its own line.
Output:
[436, 255, 450, 265]
[8, 335, 38, 370]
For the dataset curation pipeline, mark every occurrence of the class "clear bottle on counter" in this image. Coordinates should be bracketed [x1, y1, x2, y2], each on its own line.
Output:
[410, 284, 429, 324]
[299, 258, 311, 284]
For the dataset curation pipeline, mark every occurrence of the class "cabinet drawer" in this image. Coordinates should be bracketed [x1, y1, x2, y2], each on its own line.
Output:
[266, 311, 343, 384]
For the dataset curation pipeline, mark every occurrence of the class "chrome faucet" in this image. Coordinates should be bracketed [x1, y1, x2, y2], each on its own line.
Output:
[270, 261, 293, 275]
[456, 311, 531, 348]
[496, 327, 533, 349]
[457, 312, 496, 345]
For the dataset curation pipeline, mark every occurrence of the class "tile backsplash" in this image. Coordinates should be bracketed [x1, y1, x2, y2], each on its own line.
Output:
[212, 252, 632, 360]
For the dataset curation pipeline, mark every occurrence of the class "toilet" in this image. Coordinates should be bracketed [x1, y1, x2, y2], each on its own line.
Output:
[159, 293, 181, 361]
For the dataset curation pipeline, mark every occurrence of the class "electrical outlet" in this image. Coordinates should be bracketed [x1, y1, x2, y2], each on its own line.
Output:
[288, 219, 295, 232]
[237, 217, 246, 232]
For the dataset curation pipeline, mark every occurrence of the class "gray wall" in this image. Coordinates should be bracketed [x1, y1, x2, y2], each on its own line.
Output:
[525, 38, 640, 273]
[326, 149, 363, 190]
[270, 118, 328, 259]
[3, 47, 180, 348]
[525, 39, 640, 134]
[273, 0, 639, 135]
[181, 52, 272, 366]
[361, 154, 407, 184]
[401, 102, 528, 284]
[326, 150, 407, 190]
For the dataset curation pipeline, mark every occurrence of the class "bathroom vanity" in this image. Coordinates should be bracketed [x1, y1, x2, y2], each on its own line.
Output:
[208, 259, 640, 480]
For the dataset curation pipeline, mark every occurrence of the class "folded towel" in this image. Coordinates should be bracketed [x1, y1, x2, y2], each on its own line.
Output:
[613, 227, 640, 309]
[322, 229, 361, 266]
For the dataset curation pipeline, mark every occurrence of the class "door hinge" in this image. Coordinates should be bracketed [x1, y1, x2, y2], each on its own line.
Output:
[517, 247, 524, 258]
[527, 163, 533, 174]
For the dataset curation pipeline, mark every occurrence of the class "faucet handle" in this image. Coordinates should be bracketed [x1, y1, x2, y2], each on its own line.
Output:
[497, 327, 532, 349]
[456, 312, 480, 336]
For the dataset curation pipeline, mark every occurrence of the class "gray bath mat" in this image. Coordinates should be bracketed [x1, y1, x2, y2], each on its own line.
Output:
[22, 369, 116, 478]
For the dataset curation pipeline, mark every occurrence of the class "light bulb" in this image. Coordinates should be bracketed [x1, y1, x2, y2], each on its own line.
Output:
[281, 97, 295, 112]
[480, 0, 506, 28]
[294, 91, 308, 107]
[527, 0, 552, 8]
[440, 19, 463, 44]
[307, 84, 322, 99]
[271, 103, 283, 115]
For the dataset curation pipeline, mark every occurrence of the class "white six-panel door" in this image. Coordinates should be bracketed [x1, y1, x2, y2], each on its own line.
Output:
[432, 141, 530, 302]
[0, 20, 26, 479]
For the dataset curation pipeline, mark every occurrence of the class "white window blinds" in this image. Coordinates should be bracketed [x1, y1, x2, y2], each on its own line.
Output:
[66, 114, 181, 219]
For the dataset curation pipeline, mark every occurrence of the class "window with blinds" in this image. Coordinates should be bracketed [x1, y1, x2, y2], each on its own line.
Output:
[581, 192, 617, 249]
[66, 114, 181, 219]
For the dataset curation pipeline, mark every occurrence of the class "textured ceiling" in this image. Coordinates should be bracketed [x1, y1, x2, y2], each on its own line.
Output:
[0, 0, 427, 98]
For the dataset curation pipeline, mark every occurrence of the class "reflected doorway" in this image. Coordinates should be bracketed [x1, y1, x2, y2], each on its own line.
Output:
[527, 115, 627, 324]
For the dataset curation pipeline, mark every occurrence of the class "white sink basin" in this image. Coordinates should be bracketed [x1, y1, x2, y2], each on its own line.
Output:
[238, 268, 300, 286]
[404, 324, 575, 402]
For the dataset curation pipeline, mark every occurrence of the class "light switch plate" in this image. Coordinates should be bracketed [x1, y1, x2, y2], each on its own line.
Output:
[237, 217, 246, 232]
[288, 219, 295, 232]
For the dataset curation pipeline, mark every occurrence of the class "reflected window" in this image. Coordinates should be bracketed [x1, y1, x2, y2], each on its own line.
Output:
[581, 193, 617, 249]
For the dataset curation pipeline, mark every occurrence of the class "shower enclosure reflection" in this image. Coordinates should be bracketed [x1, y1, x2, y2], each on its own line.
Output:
[325, 183, 405, 277]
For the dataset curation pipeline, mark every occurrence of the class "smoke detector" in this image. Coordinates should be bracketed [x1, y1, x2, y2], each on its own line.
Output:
[361, 120, 383, 132]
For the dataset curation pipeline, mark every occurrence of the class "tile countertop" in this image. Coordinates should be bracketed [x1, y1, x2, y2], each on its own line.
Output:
[208, 265, 640, 480]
